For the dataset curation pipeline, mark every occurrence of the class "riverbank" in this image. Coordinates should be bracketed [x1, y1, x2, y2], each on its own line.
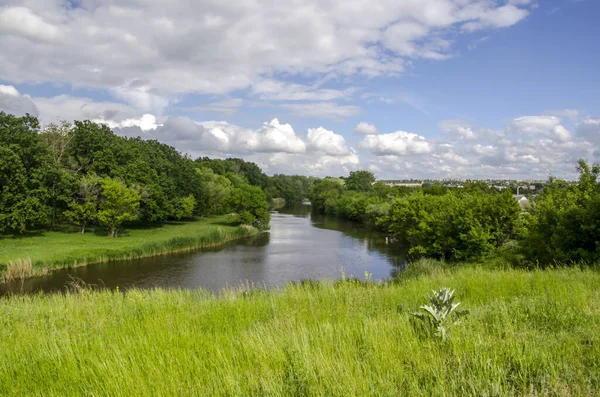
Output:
[1, 263, 598, 395]
[0, 217, 260, 281]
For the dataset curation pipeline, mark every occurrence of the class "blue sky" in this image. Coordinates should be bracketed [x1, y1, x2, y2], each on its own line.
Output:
[1, 0, 599, 179]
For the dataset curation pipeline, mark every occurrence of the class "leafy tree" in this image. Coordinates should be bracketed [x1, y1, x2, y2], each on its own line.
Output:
[64, 174, 101, 233]
[520, 159, 600, 265]
[195, 167, 233, 215]
[64, 202, 97, 234]
[345, 170, 375, 192]
[225, 185, 270, 229]
[97, 177, 141, 237]
[0, 113, 49, 233]
[174, 195, 196, 220]
[308, 178, 345, 213]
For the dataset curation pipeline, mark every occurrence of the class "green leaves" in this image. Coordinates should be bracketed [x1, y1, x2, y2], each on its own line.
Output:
[96, 177, 141, 237]
[521, 159, 600, 265]
[410, 287, 469, 341]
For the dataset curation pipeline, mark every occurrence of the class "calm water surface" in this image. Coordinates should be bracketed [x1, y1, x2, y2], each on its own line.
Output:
[1, 204, 406, 294]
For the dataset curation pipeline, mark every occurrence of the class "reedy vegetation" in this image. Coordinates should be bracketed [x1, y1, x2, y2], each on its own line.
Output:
[0, 216, 258, 281]
[1, 263, 599, 396]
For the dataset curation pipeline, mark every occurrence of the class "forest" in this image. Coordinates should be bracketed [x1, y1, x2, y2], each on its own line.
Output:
[0, 111, 275, 236]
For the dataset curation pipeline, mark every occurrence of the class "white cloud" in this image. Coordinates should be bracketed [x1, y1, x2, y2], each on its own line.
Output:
[94, 114, 160, 132]
[508, 115, 572, 142]
[307, 127, 351, 156]
[190, 98, 245, 116]
[543, 109, 580, 121]
[353, 122, 378, 136]
[242, 119, 307, 153]
[282, 102, 360, 121]
[252, 80, 353, 101]
[0, 0, 534, 110]
[0, 85, 38, 117]
[359, 131, 432, 156]
[32, 95, 141, 126]
[439, 119, 477, 140]
[0, 6, 65, 43]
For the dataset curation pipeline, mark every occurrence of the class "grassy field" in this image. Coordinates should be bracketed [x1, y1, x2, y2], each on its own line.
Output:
[1, 263, 599, 396]
[0, 217, 259, 280]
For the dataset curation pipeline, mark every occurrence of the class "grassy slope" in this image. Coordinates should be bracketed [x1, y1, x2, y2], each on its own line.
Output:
[0, 216, 258, 276]
[1, 265, 599, 396]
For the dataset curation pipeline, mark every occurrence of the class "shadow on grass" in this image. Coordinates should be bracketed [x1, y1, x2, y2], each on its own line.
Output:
[1, 230, 46, 239]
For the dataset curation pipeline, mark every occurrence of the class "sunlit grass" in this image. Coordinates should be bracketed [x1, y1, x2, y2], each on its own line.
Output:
[1, 266, 598, 395]
[0, 217, 258, 280]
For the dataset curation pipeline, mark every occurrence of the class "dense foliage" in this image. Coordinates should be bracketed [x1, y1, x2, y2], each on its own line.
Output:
[309, 163, 600, 266]
[520, 159, 600, 265]
[0, 112, 270, 236]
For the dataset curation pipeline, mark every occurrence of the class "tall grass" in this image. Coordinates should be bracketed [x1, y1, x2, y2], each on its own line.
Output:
[3, 258, 35, 281]
[1, 266, 599, 395]
[0, 217, 259, 281]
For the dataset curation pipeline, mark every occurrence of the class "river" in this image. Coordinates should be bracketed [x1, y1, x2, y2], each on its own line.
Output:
[1, 204, 407, 294]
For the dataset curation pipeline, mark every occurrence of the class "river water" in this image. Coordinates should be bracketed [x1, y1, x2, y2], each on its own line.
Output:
[1, 204, 407, 294]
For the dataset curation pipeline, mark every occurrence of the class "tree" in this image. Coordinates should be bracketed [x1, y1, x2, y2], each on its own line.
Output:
[225, 185, 270, 229]
[0, 113, 49, 233]
[174, 195, 196, 220]
[64, 174, 101, 233]
[521, 159, 600, 265]
[345, 170, 375, 192]
[97, 177, 141, 237]
[308, 178, 345, 213]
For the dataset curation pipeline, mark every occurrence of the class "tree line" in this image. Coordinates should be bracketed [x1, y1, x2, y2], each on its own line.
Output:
[309, 167, 600, 266]
[0, 112, 271, 236]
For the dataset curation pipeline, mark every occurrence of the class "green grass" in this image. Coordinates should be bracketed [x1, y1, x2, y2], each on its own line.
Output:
[1, 264, 599, 395]
[0, 217, 259, 279]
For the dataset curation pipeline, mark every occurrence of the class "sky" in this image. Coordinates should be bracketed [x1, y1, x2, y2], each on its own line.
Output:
[0, 0, 599, 180]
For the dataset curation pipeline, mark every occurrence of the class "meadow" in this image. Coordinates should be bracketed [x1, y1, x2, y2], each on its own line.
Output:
[0, 216, 258, 280]
[1, 261, 598, 396]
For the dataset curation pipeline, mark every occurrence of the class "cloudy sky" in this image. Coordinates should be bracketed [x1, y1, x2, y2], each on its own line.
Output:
[1, 0, 599, 179]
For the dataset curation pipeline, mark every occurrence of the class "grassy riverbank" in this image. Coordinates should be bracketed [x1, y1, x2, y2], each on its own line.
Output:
[1, 263, 599, 395]
[0, 217, 259, 280]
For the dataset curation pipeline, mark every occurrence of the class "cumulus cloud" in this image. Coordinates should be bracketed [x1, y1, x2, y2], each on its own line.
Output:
[508, 116, 572, 142]
[0, 0, 534, 110]
[353, 122, 378, 136]
[439, 119, 477, 140]
[242, 119, 307, 153]
[576, 118, 600, 155]
[359, 131, 432, 156]
[95, 114, 160, 132]
[32, 95, 141, 126]
[307, 127, 351, 156]
[0, 85, 38, 117]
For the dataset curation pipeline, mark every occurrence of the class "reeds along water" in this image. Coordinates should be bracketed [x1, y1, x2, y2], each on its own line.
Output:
[0, 224, 259, 282]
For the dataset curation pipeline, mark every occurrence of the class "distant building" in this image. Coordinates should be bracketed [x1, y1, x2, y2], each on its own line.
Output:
[513, 195, 531, 210]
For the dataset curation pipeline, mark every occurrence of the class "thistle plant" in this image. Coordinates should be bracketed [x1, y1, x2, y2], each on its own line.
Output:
[410, 287, 469, 341]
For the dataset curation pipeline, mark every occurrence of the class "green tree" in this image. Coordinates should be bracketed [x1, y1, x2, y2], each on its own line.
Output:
[97, 177, 141, 237]
[225, 185, 270, 229]
[521, 159, 600, 265]
[0, 113, 49, 233]
[64, 174, 101, 233]
[345, 170, 376, 192]
[308, 178, 345, 213]
[174, 195, 196, 220]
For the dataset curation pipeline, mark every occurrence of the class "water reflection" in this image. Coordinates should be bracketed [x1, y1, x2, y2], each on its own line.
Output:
[1, 205, 406, 295]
